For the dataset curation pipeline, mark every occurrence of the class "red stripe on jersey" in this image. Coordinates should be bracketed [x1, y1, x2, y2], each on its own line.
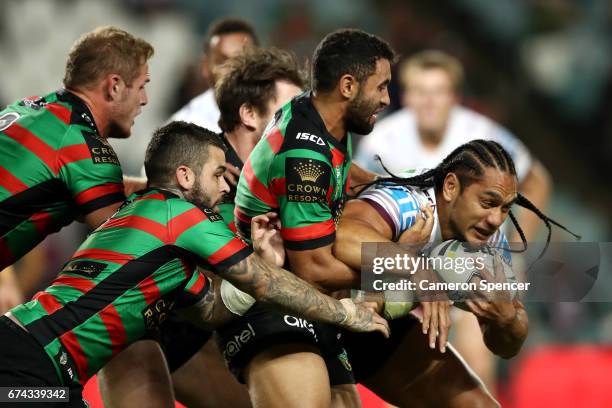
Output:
[59, 331, 89, 384]
[74, 183, 124, 207]
[187, 273, 207, 295]
[228, 221, 237, 233]
[266, 127, 284, 153]
[72, 248, 134, 265]
[3, 124, 59, 174]
[330, 148, 345, 168]
[243, 160, 277, 208]
[98, 304, 126, 357]
[0, 165, 28, 194]
[234, 207, 251, 224]
[51, 275, 96, 293]
[134, 193, 166, 202]
[281, 219, 335, 241]
[46, 102, 71, 125]
[208, 237, 249, 266]
[101, 215, 168, 243]
[168, 208, 206, 242]
[33, 292, 62, 314]
[326, 185, 333, 203]
[58, 144, 91, 167]
[136, 275, 160, 305]
[269, 178, 286, 196]
[31, 211, 53, 234]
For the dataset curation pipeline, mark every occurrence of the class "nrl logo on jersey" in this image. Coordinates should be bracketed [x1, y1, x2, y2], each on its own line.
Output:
[296, 132, 325, 146]
[286, 158, 330, 203]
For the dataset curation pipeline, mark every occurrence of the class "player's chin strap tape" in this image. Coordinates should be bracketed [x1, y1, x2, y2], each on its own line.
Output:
[220, 280, 256, 316]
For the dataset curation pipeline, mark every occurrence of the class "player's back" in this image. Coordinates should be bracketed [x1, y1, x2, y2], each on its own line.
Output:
[0, 91, 124, 268]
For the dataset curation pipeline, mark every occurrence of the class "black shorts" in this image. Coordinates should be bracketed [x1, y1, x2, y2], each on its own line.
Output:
[150, 313, 213, 373]
[342, 315, 420, 382]
[0, 316, 85, 407]
[216, 303, 355, 385]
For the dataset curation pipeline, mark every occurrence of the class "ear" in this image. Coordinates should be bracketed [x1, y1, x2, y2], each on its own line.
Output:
[239, 103, 257, 131]
[105, 74, 124, 102]
[338, 74, 359, 100]
[442, 172, 460, 203]
[175, 165, 195, 191]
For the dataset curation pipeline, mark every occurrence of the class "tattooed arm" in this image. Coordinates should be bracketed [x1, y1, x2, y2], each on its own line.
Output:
[216, 252, 389, 335]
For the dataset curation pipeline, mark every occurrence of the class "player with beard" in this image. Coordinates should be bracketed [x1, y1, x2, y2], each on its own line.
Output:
[216, 29, 451, 408]
[334, 139, 578, 407]
[113, 48, 305, 408]
[0, 122, 388, 407]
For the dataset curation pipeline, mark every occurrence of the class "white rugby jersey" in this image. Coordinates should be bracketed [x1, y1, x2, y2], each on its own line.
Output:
[355, 106, 532, 182]
[168, 88, 221, 133]
[359, 182, 510, 261]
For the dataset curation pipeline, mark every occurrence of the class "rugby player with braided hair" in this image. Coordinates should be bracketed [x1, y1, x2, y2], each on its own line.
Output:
[334, 138, 580, 407]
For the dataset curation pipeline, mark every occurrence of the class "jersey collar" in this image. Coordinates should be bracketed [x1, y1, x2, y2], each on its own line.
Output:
[56, 89, 101, 136]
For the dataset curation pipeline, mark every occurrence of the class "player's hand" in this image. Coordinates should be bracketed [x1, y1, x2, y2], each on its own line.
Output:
[251, 212, 284, 266]
[465, 256, 516, 326]
[339, 298, 390, 338]
[224, 163, 242, 187]
[410, 265, 452, 353]
[398, 203, 434, 248]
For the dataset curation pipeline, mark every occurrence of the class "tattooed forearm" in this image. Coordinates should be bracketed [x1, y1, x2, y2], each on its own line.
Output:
[219, 253, 351, 326]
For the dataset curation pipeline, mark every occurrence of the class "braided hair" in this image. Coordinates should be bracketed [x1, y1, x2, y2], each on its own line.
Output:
[357, 139, 580, 258]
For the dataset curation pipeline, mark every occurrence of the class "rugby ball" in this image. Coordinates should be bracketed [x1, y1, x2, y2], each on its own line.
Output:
[427, 240, 516, 311]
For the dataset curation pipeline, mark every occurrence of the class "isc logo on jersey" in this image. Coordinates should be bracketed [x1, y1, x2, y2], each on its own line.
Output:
[296, 132, 325, 146]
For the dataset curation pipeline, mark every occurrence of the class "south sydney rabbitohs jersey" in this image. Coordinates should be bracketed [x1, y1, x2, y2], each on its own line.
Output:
[359, 181, 511, 261]
[10, 188, 252, 386]
[0, 90, 125, 268]
[234, 92, 352, 250]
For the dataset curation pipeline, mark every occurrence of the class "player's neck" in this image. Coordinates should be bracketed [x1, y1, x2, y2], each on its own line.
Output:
[312, 91, 347, 142]
[418, 128, 445, 151]
[435, 190, 452, 240]
[225, 128, 258, 163]
[149, 183, 186, 200]
[67, 88, 109, 138]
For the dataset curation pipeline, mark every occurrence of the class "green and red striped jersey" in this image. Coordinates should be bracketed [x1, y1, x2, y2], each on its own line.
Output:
[10, 188, 252, 386]
[0, 90, 125, 269]
[234, 92, 352, 250]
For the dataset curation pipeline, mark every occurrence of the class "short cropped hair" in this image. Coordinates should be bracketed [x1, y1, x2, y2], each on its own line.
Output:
[63, 26, 154, 90]
[145, 121, 226, 185]
[216, 47, 305, 133]
[399, 50, 464, 91]
[204, 18, 259, 52]
[312, 28, 395, 92]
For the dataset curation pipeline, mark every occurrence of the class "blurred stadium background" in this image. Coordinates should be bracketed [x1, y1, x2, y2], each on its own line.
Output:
[2, 0, 611, 406]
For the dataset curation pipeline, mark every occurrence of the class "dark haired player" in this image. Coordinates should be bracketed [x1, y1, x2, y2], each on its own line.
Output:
[215, 29, 435, 408]
[334, 139, 578, 407]
[0, 122, 388, 407]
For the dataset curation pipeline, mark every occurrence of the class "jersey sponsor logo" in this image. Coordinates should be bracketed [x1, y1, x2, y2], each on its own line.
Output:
[0, 112, 20, 131]
[222, 323, 256, 360]
[283, 315, 318, 341]
[62, 260, 106, 278]
[286, 157, 330, 203]
[203, 207, 223, 222]
[83, 131, 121, 165]
[142, 296, 177, 332]
[296, 132, 325, 146]
[19, 96, 46, 110]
